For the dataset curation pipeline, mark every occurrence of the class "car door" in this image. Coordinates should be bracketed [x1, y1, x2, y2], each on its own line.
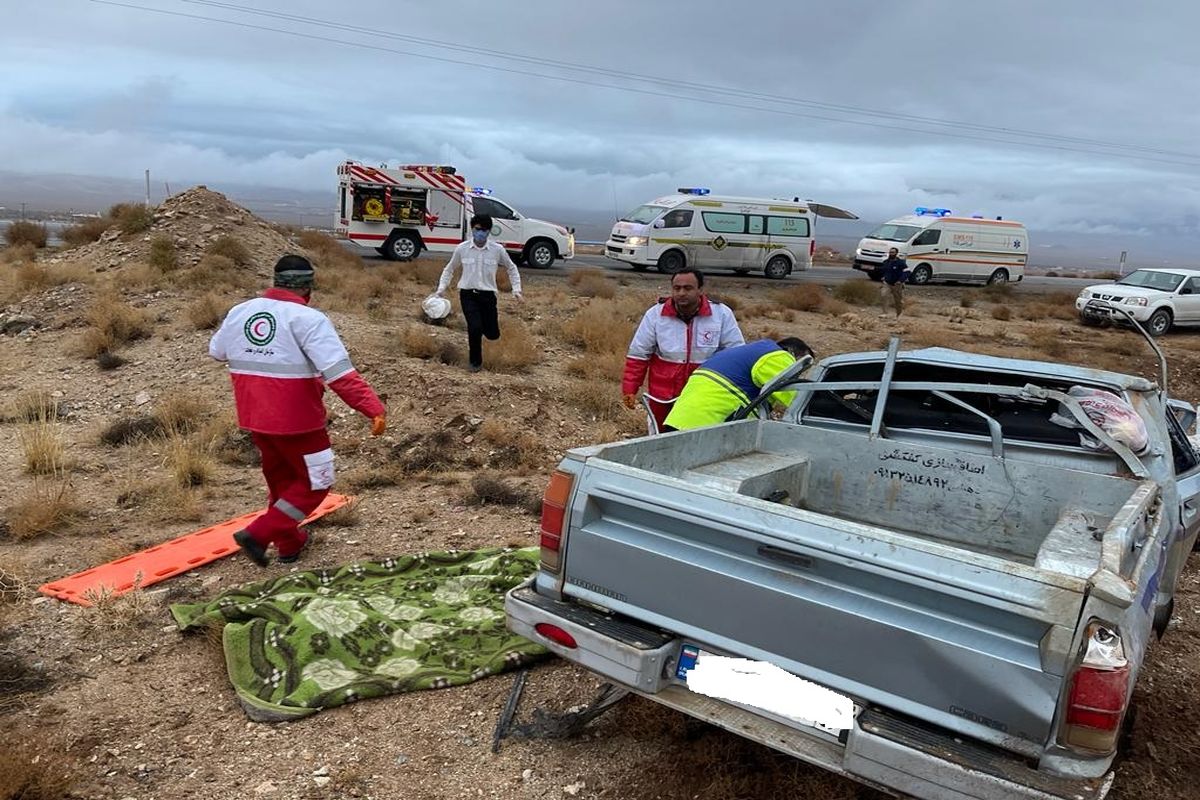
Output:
[475, 197, 523, 249]
[698, 211, 746, 270]
[1172, 276, 1200, 323]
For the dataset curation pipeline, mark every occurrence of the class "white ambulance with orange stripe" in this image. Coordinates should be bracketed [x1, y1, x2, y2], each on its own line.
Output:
[335, 162, 574, 268]
[852, 208, 1029, 286]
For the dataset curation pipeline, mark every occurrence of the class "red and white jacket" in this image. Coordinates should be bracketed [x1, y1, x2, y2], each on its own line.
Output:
[621, 296, 744, 401]
[209, 288, 385, 435]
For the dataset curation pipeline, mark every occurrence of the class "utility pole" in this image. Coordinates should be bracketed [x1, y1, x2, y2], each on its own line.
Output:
[144, 169, 151, 207]
[1119, 250, 1128, 276]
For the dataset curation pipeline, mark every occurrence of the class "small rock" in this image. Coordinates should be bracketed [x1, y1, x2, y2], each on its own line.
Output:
[133, 391, 151, 406]
[394, 754, 409, 766]
[313, 776, 331, 787]
[312, 765, 330, 777]
[1, 315, 39, 335]
[200, 224, 215, 233]
[254, 780, 278, 795]
[563, 782, 586, 796]
[521, 768, 533, 781]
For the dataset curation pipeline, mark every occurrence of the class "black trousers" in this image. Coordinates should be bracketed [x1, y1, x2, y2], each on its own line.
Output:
[459, 289, 500, 367]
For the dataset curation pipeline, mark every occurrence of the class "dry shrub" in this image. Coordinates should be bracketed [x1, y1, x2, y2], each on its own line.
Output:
[96, 351, 127, 371]
[109, 201, 154, 234]
[568, 268, 617, 299]
[415, 261, 444, 285]
[61, 216, 110, 247]
[959, 293, 977, 308]
[832, 279, 878, 306]
[297, 230, 362, 272]
[775, 284, 825, 312]
[179, 253, 254, 292]
[311, 498, 361, 528]
[1029, 328, 1068, 358]
[188, 292, 230, 330]
[388, 429, 459, 475]
[0, 561, 28, 604]
[148, 234, 178, 271]
[466, 474, 541, 514]
[983, 281, 1014, 299]
[819, 298, 851, 317]
[166, 434, 216, 488]
[4, 221, 48, 248]
[81, 577, 160, 630]
[1, 243, 36, 265]
[4, 390, 60, 424]
[991, 305, 1013, 321]
[399, 326, 444, 359]
[116, 478, 204, 522]
[564, 379, 627, 421]
[79, 291, 153, 358]
[203, 414, 258, 466]
[206, 235, 252, 266]
[100, 395, 208, 447]
[561, 298, 643, 355]
[0, 741, 76, 799]
[5, 474, 79, 539]
[19, 413, 66, 475]
[480, 419, 544, 470]
[157, 393, 211, 433]
[483, 320, 539, 373]
[565, 351, 626, 384]
[13, 260, 89, 294]
[1096, 270, 1121, 280]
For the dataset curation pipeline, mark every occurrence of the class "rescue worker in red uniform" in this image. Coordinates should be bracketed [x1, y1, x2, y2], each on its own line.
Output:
[621, 268, 744, 431]
[209, 255, 387, 566]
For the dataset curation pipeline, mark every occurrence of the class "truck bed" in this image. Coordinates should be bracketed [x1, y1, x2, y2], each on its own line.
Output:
[547, 420, 1144, 752]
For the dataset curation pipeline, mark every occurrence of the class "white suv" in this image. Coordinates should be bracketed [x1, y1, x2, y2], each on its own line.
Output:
[1076, 268, 1200, 336]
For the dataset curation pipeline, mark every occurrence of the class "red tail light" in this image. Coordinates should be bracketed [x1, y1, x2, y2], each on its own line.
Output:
[539, 470, 574, 573]
[1061, 622, 1130, 753]
[534, 622, 578, 649]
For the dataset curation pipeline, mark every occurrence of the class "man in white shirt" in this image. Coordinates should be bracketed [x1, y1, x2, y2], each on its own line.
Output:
[435, 213, 524, 372]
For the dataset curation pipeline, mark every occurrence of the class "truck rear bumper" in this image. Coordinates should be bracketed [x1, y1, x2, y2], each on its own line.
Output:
[505, 583, 1112, 800]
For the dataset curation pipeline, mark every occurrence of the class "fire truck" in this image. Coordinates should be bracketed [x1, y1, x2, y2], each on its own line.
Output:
[335, 162, 575, 267]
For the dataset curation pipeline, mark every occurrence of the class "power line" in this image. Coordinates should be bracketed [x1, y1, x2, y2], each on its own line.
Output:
[89, 0, 1200, 169]
[176, 0, 1200, 163]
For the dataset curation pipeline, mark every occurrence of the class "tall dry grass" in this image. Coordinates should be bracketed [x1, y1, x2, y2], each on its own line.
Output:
[78, 292, 153, 358]
[6, 473, 80, 539]
[4, 221, 47, 248]
[483, 320, 540, 373]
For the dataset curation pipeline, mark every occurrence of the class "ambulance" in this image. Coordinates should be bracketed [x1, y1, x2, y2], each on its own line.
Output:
[335, 162, 575, 267]
[605, 189, 855, 279]
[852, 208, 1029, 285]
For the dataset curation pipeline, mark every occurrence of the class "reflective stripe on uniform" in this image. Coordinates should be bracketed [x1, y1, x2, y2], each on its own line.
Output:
[321, 358, 354, 383]
[274, 498, 306, 521]
[228, 359, 320, 378]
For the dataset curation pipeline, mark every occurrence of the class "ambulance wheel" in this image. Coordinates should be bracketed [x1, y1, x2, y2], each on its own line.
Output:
[384, 232, 420, 262]
[764, 255, 791, 280]
[524, 239, 557, 269]
[987, 268, 1010, 285]
[909, 264, 933, 285]
[657, 250, 685, 274]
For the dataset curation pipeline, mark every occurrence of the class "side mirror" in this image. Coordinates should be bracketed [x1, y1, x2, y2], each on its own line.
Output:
[653, 219, 665, 229]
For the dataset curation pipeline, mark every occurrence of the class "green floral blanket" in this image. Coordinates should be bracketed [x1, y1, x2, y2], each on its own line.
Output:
[170, 547, 547, 722]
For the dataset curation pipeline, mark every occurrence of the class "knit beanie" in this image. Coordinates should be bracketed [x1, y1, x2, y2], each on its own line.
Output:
[274, 254, 315, 289]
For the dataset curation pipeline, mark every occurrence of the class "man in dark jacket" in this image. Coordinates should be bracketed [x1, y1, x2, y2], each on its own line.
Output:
[879, 247, 909, 318]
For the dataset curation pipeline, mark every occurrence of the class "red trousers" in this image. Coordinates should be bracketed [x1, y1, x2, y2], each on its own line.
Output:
[244, 429, 333, 558]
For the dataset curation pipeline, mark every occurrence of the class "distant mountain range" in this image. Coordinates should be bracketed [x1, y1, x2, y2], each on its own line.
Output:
[2, 170, 1194, 273]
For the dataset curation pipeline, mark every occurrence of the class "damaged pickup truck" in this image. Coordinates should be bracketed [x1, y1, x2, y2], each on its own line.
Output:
[506, 337, 1200, 799]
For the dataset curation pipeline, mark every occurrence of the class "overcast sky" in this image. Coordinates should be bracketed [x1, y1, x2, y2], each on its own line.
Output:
[3, 0, 1200, 244]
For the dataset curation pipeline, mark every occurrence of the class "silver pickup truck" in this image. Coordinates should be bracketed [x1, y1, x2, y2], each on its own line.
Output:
[506, 340, 1200, 799]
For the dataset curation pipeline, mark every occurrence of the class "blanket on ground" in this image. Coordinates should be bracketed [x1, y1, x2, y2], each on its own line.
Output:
[170, 547, 547, 721]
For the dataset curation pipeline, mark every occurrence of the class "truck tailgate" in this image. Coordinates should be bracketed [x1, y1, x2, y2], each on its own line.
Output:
[556, 459, 1088, 751]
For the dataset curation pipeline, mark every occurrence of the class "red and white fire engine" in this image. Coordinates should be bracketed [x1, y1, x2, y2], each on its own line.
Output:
[335, 161, 574, 267]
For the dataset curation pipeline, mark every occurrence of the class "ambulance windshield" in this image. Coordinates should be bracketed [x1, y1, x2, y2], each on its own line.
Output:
[621, 205, 668, 224]
[867, 223, 922, 242]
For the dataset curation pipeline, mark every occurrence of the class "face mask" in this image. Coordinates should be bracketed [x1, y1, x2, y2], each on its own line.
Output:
[472, 229, 488, 245]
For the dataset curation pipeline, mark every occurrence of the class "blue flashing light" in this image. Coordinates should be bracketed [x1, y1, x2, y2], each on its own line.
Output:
[677, 187, 711, 196]
[915, 206, 952, 217]
[471, 187, 493, 195]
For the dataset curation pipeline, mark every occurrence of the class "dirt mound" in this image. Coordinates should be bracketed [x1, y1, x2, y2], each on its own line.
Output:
[46, 186, 305, 276]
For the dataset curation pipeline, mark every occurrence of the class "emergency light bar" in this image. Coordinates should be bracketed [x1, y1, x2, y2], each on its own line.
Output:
[677, 187, 711, 196]
[915, 207, 952, 217]
[471, 187, 493, 195]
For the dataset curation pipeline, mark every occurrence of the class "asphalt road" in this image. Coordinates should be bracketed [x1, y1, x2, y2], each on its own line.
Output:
[352, 242, 1096, 294]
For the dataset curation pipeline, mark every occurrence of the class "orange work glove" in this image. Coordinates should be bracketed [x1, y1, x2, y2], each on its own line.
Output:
[370, 414, 387, 436]
[622, 393, 637, 410]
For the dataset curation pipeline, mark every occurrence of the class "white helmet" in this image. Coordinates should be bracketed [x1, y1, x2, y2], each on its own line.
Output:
[421, 294, 451, 320]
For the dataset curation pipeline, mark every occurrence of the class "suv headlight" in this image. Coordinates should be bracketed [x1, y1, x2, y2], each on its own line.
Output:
[1125, 297, 1148, 306]
[626, 236, 645, 246]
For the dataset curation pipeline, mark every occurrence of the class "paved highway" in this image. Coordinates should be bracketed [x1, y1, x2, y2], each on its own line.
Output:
[351, 243, 1095, 293]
